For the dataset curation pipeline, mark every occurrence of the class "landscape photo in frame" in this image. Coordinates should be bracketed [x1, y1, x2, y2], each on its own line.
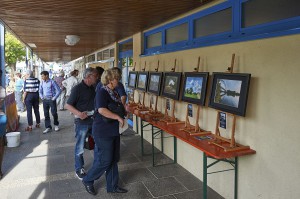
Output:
[136, 72, 149, 91]
[208, 72, 251, 117]
[161, 72, 182, 100]
[147, 72, 163, 96]
[181, 72, 209, 106]
[128, 71, 138, 89]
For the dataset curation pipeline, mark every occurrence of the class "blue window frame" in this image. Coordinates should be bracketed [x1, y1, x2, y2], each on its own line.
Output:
[142, 0, 300, 56]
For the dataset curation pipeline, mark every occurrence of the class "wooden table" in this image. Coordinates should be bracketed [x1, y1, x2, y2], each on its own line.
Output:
[128, 107, 256, 199]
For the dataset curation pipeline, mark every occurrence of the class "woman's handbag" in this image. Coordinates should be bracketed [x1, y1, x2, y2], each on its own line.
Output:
[84, 134, 95, 150]
[102, 102, 126, 123]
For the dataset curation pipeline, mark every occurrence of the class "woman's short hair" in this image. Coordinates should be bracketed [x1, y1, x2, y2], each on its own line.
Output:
[101, 69, 121, 86]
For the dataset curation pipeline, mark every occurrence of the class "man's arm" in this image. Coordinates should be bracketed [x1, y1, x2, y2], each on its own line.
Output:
[52, 81, 61, 100]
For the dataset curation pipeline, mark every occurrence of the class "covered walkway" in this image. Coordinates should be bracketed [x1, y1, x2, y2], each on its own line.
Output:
[0, 107, 223, 199]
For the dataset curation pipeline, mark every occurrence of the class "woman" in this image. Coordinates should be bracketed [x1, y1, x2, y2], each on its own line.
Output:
[82, 69, 127, 195]
[14, 73, 25, 112]
[23, 70, 41, 131]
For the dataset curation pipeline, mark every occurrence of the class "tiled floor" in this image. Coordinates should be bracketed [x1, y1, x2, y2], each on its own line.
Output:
[0, 107, 223, 199]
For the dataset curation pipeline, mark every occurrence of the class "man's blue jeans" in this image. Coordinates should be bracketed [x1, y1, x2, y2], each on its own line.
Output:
[42, 99, 59, 129]
[75, 123, 92, 172]
[83, 136, 120, 192]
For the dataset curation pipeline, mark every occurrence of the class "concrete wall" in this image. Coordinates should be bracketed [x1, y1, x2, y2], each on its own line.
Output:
[130, 23, 300, 199]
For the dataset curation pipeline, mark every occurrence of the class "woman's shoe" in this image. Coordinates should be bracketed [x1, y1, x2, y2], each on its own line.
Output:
[36, 124, 40, 128]
[25, 126, 32, 131]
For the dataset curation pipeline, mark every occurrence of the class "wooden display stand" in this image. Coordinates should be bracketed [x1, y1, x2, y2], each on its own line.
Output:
[208, 54, 250, 152]
[146, 94, 164, 120]
[181, 104, 211, 136]
[160, 60, 184, 125]
[128, 63, 139, 108]
[160, 98, 184, 125]
[134, 63, 149, 114]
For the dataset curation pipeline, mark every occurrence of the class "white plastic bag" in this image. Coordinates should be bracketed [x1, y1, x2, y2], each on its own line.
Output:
[119, 118, 129, 134]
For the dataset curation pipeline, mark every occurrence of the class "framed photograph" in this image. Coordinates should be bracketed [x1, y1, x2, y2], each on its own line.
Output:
[136, 72, 149, 91]
[181, 72, 209, 106]
[161, 72, 182, 100]
[147, 72, 163, 95]
[128, 71, 138, 89]
[208, 72, 251, 117]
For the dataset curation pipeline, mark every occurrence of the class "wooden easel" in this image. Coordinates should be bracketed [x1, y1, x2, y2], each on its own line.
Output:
[128, 62, 139, 108]
[209, 54, 250, 152]
[146, 61, 164, 120]
[181, 57, 210, 135]
[135, 62, 149, 113]
[160, 59, 184, 125]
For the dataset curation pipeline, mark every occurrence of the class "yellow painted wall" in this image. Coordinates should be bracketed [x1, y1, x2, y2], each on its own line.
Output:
[131, 32, 300, 199]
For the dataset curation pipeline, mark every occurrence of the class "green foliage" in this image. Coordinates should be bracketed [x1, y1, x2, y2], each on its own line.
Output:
[5, 32, 26, 66]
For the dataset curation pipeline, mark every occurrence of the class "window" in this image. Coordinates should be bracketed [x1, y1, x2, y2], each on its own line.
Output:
[97, 52, 103, 61]
[142, 0, 300, 56]
[119, 40, 133, 52]
[166, 23, 188, 44]
[146, 32, 162, 48]
[194, 8, 232, 38]
[242, 0, 300, 28]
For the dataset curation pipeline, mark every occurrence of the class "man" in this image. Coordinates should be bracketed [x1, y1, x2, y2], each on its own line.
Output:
[65, 68, 97, 179]
[54, 70, 66, 110]
[39, 71, 61, 133]
[62, 69, 79, 102]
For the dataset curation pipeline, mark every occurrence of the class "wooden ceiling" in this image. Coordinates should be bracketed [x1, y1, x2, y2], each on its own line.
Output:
[0, 0, 213, 62]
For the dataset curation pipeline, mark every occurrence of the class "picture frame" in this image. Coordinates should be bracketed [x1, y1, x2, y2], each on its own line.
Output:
[181, 72, 209, 106]
[161, 72, 182, 100]
[128, 71, 138, 89]
[208, 72, 251, 117]
[147, 72, 163, 95]
[136, 72, 149, 91]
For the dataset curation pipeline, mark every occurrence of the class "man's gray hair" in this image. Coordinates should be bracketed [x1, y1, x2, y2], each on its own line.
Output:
[25, 69, 34, 77]
[83, 67, 96, 79]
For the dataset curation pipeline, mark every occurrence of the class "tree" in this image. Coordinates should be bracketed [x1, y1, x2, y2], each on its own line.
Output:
[5, 32, 26, 72]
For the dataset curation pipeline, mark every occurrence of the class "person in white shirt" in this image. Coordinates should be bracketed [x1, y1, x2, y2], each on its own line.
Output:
[62, 69, 79, 101]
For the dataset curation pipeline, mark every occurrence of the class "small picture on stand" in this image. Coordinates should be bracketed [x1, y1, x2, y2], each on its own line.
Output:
[219, 112, 226, 129]
[166, 99, 170, 110]
[188, 104, 193, 117]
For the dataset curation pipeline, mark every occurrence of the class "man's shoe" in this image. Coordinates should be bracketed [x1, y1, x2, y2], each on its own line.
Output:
[82, 182, 96, 195]
[108, 187, 128, 193]
[43, 128, 51, 134]
[54, 125, 60, 131]
[75, 168, 86, 180]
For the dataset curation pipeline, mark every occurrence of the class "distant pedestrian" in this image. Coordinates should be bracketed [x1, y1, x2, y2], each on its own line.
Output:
[62, 69, 79, 102]
[14, 73, 25, 112]
[65, 68, 97, 180]
[54, 70, 66, 110]
[39, 71, 61, 133]
[23, 70, 41, 132]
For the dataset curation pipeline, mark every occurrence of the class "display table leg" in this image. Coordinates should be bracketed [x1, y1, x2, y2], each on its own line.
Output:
[203, 152, 207, 199]
[174, 137, 177, 164]
[235, 157, 238, 199]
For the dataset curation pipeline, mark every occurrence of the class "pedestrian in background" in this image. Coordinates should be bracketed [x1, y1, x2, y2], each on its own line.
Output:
[54, 70, 66, 110]
[65, 68, 97, 180]
[14, 72, 25, 112]
[62, 69, 79, 102]
[39, 71, 61, 134]
[23, 70, 41, 132]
